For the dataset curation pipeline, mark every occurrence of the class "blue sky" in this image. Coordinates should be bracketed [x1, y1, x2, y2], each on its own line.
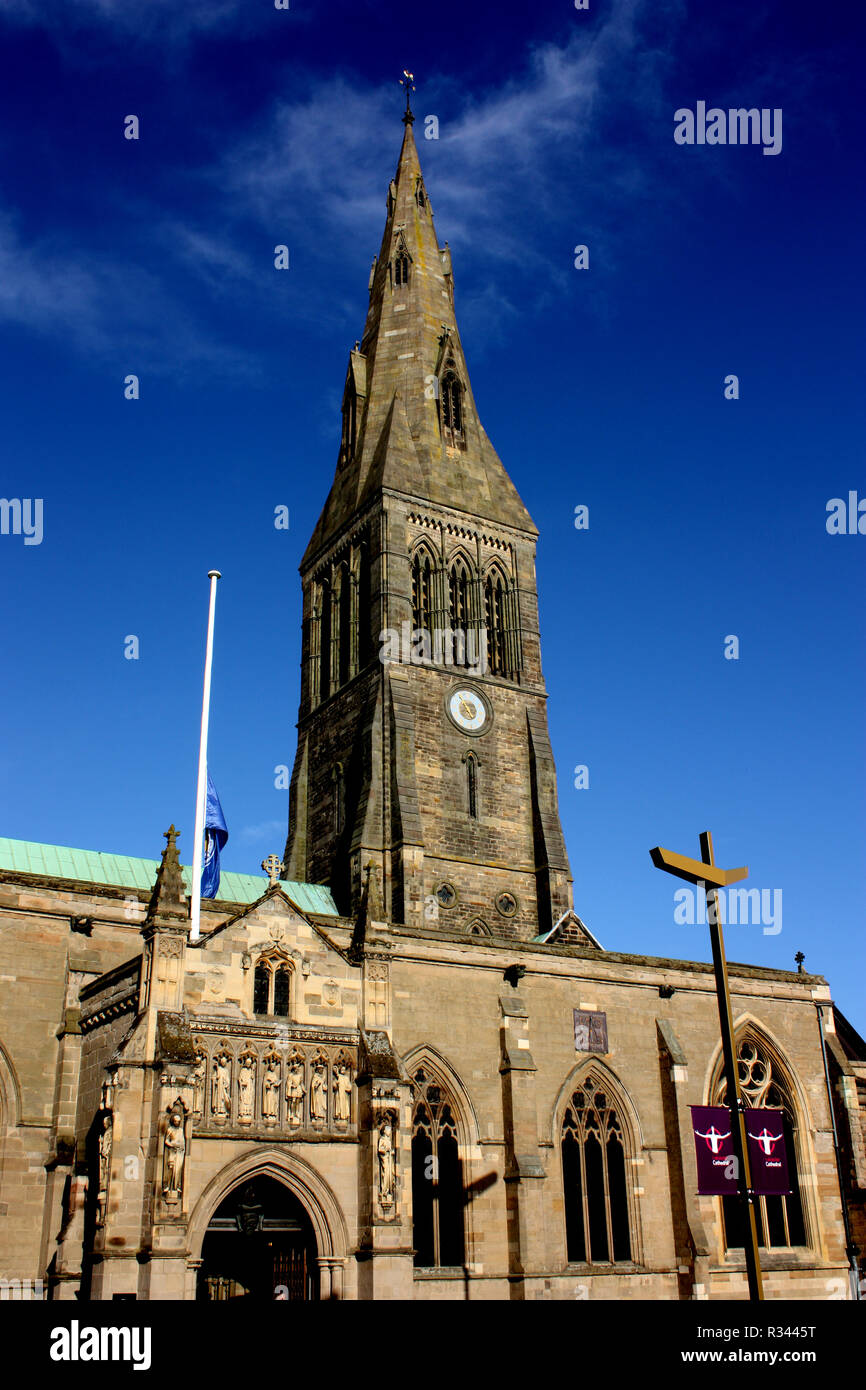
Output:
[0, 0, 863, 1028]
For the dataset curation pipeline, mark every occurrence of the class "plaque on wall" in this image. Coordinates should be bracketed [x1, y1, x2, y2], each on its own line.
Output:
[573, 1009, 608, 1053]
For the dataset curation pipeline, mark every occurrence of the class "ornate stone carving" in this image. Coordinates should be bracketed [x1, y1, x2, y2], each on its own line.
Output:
[204, 969, 225, 1002]
[237, 1049, 257, 1124]
[211, 1051, 232, 1122]
[285, 1050, 305, 1128]
[376, 1110, 397, 1212]
[333, 1054, 353, 1127]
[262, 1052, 281, 1125]
[96, 1111, 112, 1227]
[162, 1104, 186, 1202]
[310, 1053, 328, 1126]
[191, 1049, 207, 1117]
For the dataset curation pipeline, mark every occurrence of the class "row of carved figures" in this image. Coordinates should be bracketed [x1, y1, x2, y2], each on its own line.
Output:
[192, 1043, 355, 1129]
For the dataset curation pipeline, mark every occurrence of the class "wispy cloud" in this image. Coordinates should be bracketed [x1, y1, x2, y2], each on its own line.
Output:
[0, 206, 259, 376]
[0, 0, 245, 41]
[237, 819, 285, 844]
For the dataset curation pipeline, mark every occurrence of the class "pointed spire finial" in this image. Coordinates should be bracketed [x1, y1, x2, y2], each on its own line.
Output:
[400, 70, 415, 125]
[145, 824, 188, 925]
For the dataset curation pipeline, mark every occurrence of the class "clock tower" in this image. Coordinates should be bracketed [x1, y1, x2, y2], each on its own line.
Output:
[284, 97, 573, 940]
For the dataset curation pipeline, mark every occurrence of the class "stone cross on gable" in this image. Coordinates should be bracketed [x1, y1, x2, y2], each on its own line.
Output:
[261, 855, 284, 887]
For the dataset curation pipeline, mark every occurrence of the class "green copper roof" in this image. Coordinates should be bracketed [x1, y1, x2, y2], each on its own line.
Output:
[0, 837, 339, 916]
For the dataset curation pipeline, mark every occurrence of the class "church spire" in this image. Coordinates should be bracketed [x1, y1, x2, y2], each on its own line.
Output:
[302, 85, 535, 568]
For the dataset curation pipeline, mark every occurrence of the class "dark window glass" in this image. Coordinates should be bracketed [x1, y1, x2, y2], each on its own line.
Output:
[253, 964, 270, 1015]
[273, 967, 290, 1018]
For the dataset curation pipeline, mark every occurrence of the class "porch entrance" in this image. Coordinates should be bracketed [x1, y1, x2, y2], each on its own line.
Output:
[197, 1176, 319, 1301]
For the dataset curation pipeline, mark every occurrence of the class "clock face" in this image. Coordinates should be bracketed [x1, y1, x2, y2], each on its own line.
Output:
[448, 687, 488, 733]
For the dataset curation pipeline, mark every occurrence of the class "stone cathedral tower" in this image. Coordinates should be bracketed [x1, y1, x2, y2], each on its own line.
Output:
[284, 102, 573, 939]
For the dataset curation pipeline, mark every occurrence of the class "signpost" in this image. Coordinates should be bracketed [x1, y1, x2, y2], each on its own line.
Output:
[650, 830, 764, 1301]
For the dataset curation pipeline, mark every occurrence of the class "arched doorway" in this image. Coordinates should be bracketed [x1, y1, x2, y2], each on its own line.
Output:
[197, 1176, 319, 1301]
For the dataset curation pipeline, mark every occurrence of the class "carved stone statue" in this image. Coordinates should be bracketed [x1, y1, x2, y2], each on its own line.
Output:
[310, 1058, 327, 1125]
[285, 1054, 305, 1127]
[212, 1052, 231, 1121]
[96, 1112, 112, 1226]
[238, 1054, 256, 1123]
[377, 1115, 395, 1208]
[192, 1051, 206, 1117]
[262, 1057, 281, 1124]
[162, 1111, 185, 1198]
[333, 1061, 353, 1125]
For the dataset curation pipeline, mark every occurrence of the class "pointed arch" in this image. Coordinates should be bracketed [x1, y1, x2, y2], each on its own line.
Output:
[447, 549, 474, 666]
[706, 1018, 815, 1252]
[410, 540, 436, 636]
[483, 560, 509, 677]
[186, 1149, 350, 1285]
[440, 358, 464, 447]
[462, 749, 479, 818]
[402, 1045, 479, 1270]
[553, 1059, 644, 1268]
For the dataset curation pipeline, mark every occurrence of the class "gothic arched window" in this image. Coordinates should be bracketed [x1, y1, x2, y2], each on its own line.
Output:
[714, 1036, 807, 1250]
[337, 559, 351, 686]
[254, 963, 270, 1016]
[354, 536, 372, 671]
[273, 966, 291, 1018]
[441, 366, 463, 446]
[484, 567, 508, 677]
[340, 389, 356, 466]
[411, 548, 434, 636]
[253, 957, 292, 1018]
[411, 1067, 465, 1268]
[561, 1073, 632, 1264]
[465, 751, 478, 819]
[448, 556, 471, 666]
[318, 574, 331, 702]
[395, 251, 410, 288]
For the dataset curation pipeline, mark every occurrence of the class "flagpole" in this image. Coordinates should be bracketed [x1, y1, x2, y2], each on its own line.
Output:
[190, 570, 221, 942]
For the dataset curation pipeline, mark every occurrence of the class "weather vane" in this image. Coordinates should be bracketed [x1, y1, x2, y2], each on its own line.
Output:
[400, 70, 415, 123]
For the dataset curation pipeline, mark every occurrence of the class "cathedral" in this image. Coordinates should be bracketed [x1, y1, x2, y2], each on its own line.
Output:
[0, 102, 863, 1303]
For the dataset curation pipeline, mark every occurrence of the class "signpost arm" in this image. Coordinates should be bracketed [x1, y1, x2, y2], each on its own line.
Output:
[700, 831, 764, 1302]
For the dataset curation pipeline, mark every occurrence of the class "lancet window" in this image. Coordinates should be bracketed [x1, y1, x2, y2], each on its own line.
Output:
[448, 556, 471, 665]
[440, 364, 464, 446]
[411, 547, 434, 635]
[484, 566, 508, 676]
[465, 751, 478, 819]
[714, 1036, 807, 1250]
[561, 1072, 632, 1264]
[395, 251, 410, 288]
[411, 1067, 465, 1268]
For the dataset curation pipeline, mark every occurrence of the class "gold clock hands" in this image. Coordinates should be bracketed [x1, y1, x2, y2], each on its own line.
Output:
[458, 696, 475, 720]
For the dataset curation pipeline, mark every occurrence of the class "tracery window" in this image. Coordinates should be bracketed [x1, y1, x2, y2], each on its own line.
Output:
[561, 1073, 632, 1264]
[395, 251, 410, 287]
[715, 1037, 807, 1250]
[484, 567, 508, 676]
[253, 957, 292, 1019]
[440, 361, 464, 446]
[411, 1067, 465, 1267]
[411, 548, 434, 634]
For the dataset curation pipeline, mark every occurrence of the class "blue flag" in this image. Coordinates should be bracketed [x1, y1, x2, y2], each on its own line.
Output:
[200, 772, 228, 900]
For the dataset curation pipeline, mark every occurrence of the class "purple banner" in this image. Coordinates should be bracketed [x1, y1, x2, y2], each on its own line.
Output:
[690, 1106, 738, 1195]
[746, 1109, 791, 1195]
